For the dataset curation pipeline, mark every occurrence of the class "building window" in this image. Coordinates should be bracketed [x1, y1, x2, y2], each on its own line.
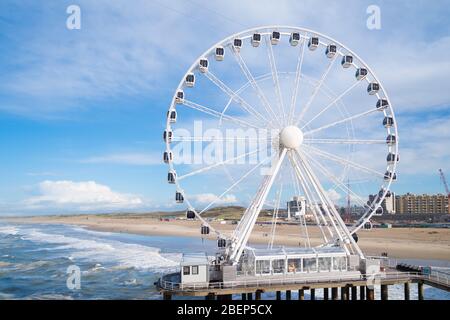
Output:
[192, 265, 199, 275]
[183, 266, 190, 275]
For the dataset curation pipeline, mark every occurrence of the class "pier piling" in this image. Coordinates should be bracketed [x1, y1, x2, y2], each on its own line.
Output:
[332, 287, 338, 300]
[341, 286, 348, 300]
[404, 282, 410, 300]
[276, 291, 281, 300]
[418, 281, 424, 300]
[286, 290, 291, 300]
[381, 285, 389, 300]
[351, 286, 357, 300]
[255, 290, 262, 300]
[247, 292, 253, 300]
[298, 289, 304, 300]
[366, 287, 375, 301]
[163, 292, 172, 300]
[323, 288, 329, 300]
[360, 286, 365, 300]
[310, 289, 315, 300]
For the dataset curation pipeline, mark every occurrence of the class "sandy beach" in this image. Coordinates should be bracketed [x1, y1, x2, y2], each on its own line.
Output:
[6, 215, 450, 261]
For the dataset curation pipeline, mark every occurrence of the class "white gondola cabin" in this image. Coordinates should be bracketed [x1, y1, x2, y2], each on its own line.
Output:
[386, 134, 396, 145]
[325, 44, 337, 58]
[215, 46, 224, 61]
[374, 206, 383, 216]
[383, 116, 394, 128]
[341, 55, 353, 68]
[175, 90, 184, 104]
[251, 33, 261, 47]
[163, 150, 173, 164]
[163, 129, 173, 143]
[355, 68, 368, 80]
[387, 153, 399, 164]
[308, 36, 319, 50]
[271, 31, 280, 45]
[186, 210, 195, 219]
[167, 109, 177, 123]
[185, 73, 195, 87]
[175, 191, 184, 203]
[167, 170, 176, 184]
[376, 99, 389, 110]
[233, 38, 242, 52]
[199, 58, 208, 73]
[289, 32, 300, 46]
[367, 82, 380, 95]
[200, 225, 210, 235]
[384, 171, 397, 181]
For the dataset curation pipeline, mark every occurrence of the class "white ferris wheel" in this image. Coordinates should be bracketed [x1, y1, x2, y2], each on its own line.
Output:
[163, 26, 399, 266]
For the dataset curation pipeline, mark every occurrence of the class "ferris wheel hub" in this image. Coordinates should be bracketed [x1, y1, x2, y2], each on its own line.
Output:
[280, 125, 304, 149]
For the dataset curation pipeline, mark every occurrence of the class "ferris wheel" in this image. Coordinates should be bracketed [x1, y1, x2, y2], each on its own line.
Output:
[163, 26, 398, 264]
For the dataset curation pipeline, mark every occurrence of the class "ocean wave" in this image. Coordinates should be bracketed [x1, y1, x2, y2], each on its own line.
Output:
[11, 226, 179, 271]
[0, 226, 19, 235]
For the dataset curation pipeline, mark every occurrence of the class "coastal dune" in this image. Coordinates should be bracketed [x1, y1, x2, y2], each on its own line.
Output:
[7, 215, 450, 261]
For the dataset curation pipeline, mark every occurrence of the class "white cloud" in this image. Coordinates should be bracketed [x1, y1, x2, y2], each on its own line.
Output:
[24, 180, 143, 211]
[326, 189, 342, 202]
[81, 153, 161, 166]
[191, 193, 237, 205]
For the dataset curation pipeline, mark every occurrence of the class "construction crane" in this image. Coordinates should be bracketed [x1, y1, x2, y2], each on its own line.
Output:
[438, 169, 450, 214]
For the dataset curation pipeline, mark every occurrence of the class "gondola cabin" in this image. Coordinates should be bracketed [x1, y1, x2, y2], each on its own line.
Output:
[325, 44, 337, 58]
[186, 210, 195, 219]
[383, 116, 394, 128]
[163, 129, 172, 143]
[199, 58, 208, 73]
[163, 151, 173, 164]
[167, 109, 177, 123]
[215, 46, 224, 61]
[376, 99, 389, 110]
[355, 68, 368, 80]
[308, 36, 319, 50]
[386, 134, 396, 145]
[185, 73, 195, 87]
[271, 31, 280, 45]
[175, 90, 184, 104]
[289, 32, 300, 46]
[233, 38, 242, 52]
[374, 206, 383, 216]
[387, 153, 399, 164]
[175, 191, 184, 203]
[167, 170, 176, 184]
[341, 55, 353, 68]
[384, 171, 397, 182]
[367, 82, 380, 95]
[251, 33, 261, 47]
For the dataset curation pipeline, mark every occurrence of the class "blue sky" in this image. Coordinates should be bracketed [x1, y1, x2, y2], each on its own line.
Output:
[0, 0, 449, 215]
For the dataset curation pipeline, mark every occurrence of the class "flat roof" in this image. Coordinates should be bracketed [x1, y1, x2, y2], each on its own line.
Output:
[181, 253, 210, 266]
[249, 246, 346, 258]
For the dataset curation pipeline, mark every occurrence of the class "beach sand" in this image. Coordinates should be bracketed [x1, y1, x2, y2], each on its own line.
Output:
[6, 215, 450, 261]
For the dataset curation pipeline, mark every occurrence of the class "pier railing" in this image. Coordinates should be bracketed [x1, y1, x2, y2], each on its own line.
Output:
[158, 271, 426, 292]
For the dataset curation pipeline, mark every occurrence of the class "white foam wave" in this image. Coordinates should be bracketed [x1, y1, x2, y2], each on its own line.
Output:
[16, 227, 179, 271]
[0, 226, 19, 235]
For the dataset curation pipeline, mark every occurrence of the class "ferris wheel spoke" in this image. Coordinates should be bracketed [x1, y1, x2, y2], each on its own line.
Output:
[264, 35, 287, 125]
[199, 155, 273, 215]
[303, 108, 379, 136]
[287, 151, 334, 242]
[177, 147, 264, 181]
[304, 138, 385, 145]
[182, 99, 262, 129]
[302, 151, 372, 209]
[288, 38, 306, 125]
[268, 181, 283, 249]
[203, 71, 272, 126]
[231, 50, 283, 127]
[295, 55, 338, 125]
[303, 144, 385, 178]
[300, 80, 361, 129]
[172, 136, 269, 142]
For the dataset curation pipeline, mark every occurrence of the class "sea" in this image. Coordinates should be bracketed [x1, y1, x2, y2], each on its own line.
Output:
[0, 221, 449, 300]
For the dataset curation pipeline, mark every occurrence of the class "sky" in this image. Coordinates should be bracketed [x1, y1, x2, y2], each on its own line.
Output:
[0, 0, 449, 215]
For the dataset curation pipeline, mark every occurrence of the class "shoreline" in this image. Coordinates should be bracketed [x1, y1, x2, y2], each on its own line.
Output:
[4, 215, 450, 262]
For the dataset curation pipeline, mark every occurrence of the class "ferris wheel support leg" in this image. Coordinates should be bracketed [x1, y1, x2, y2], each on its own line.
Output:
[228, 148, 287, 265]
[295, 150, 364, 259]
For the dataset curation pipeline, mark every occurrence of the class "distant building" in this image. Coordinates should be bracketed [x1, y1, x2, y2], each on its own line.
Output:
[394, 193, 449, 214]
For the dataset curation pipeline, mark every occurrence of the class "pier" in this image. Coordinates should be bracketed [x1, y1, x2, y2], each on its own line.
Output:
[157, 266, 450, 300]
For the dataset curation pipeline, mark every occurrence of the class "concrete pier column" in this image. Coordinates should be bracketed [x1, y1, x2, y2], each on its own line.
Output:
[286, 290, 291, 300]
[360, 286, 365, 300]
[341, 287, 348, 300]
[418, 282, 424, 300]
[205, 293, 215, 300]
[331, 287, 338, 300]
[404, 282, 410, 301]
[323, 288, 329, 300]
[366, 287, 375, 301]
[255, 290, 262, 300]
[351, 286, 357, 300]
[276, 291, 281, 300]
[381, 285, 389, 300]
[310, 289, 315, 300]
[298, 289, 304, 300]
[247, 293, 253, 300]
[163, 292, 172, 300]
[241, 293, 247, 300]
